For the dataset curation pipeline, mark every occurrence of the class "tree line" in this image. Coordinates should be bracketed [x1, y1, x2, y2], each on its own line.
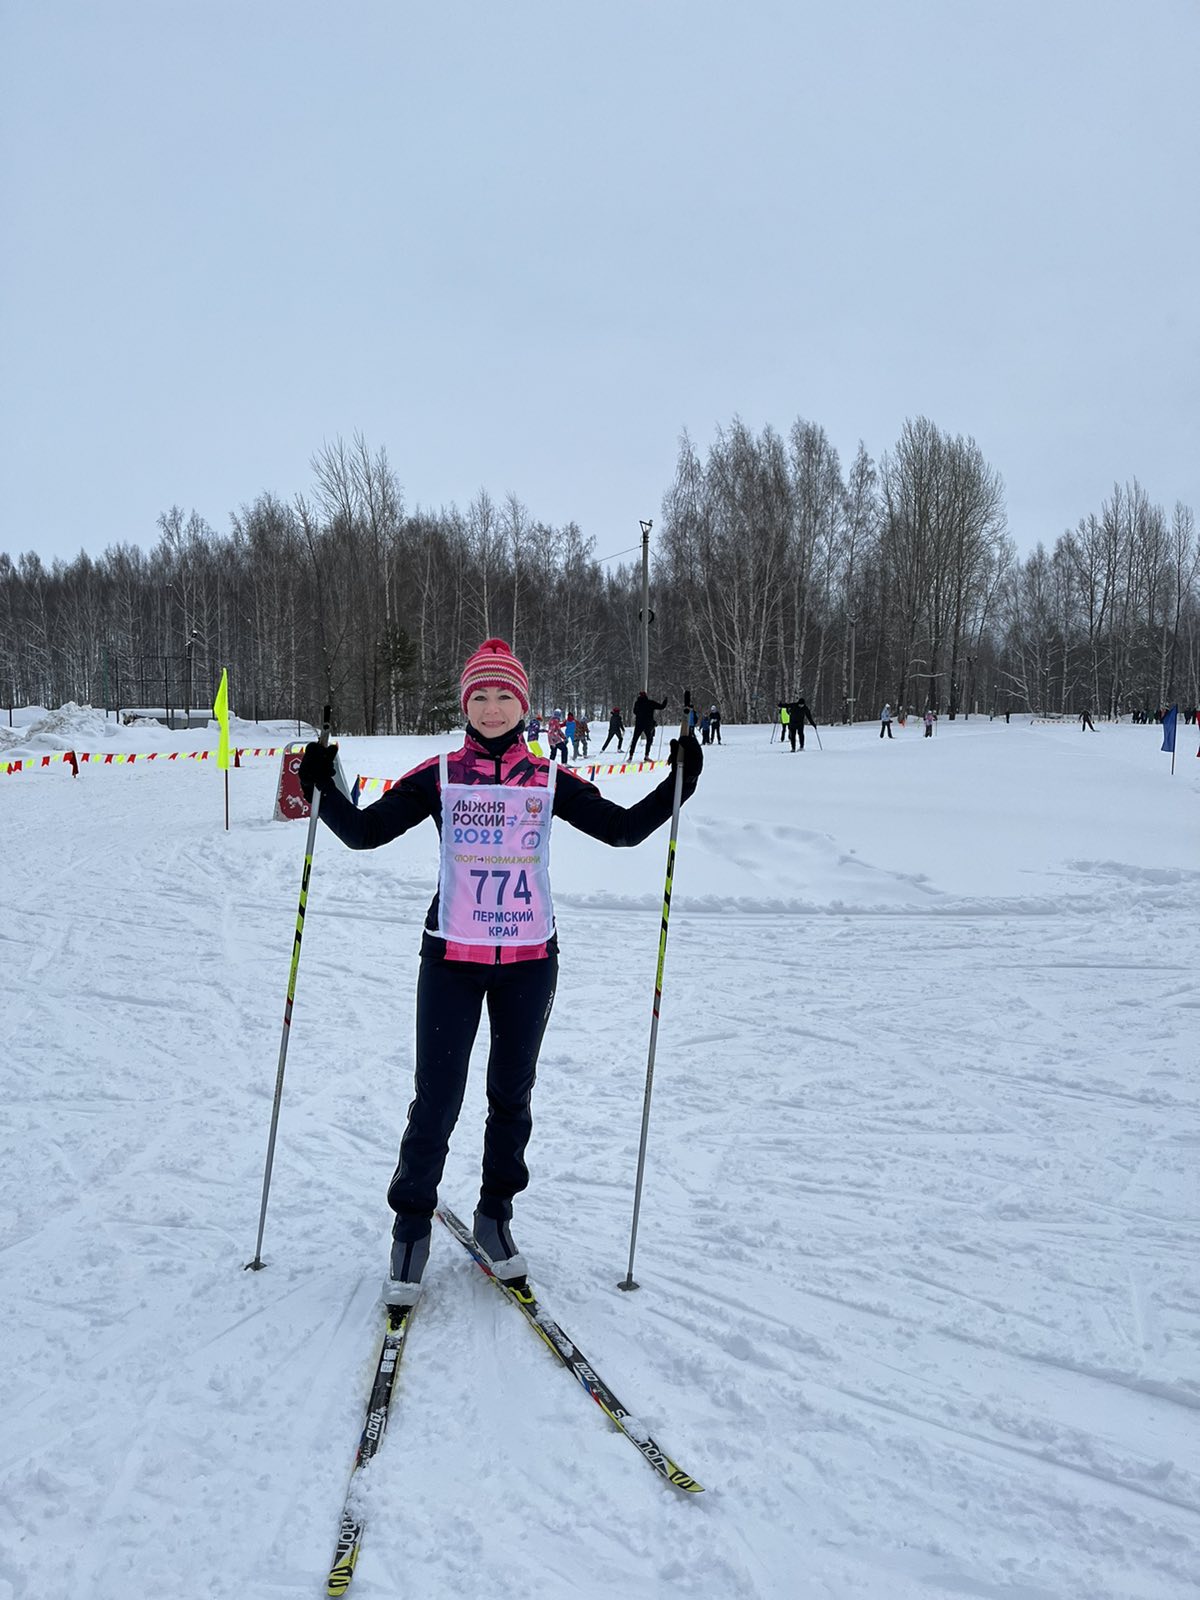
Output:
[2, 423, 1196, 731]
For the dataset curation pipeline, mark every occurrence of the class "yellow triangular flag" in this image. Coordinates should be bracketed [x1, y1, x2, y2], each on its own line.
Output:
[213, 668, 231, 770]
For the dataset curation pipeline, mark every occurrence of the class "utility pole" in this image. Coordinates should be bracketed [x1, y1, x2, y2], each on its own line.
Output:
[848, 615, 857, 724]
[185, 627, 199, 726]
[639, 520, 653, 690]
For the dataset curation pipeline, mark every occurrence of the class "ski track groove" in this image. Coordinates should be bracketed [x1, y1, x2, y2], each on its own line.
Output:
[822, 1379, 1200, 1521]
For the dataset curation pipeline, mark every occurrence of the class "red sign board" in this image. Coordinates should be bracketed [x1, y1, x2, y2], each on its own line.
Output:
[274, 742, 311, 821]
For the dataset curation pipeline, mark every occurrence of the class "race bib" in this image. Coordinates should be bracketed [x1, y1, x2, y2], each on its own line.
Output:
[435, 758, 556, 946]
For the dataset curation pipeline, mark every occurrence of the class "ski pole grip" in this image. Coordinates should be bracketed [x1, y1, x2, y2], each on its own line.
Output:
[319, 705, 333, 747]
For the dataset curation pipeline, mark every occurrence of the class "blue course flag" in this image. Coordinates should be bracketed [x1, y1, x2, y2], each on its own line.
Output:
[1160, 704, 1178, 754]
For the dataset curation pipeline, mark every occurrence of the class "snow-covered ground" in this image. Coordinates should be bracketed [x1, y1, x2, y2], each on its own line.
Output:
[2, 706, 1197, 1600]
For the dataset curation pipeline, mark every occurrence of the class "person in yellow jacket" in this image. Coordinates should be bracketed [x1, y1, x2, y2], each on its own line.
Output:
[777, 702, 790, 744]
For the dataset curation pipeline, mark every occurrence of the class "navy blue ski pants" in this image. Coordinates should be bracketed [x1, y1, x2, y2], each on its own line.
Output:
[387, 954, 557, 1240]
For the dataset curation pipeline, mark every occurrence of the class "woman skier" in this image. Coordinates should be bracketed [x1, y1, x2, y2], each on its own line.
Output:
[298, 639, 703, 1306]
[601, 706, 624, 753]
[545, 709, 570, 763]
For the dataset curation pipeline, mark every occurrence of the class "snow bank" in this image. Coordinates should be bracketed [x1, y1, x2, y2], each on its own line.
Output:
[0, 702, 317, 758]
[0, 700, 115, 753]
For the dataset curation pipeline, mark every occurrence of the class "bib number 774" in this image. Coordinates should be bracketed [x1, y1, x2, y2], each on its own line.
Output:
[469, 868, 533, 907]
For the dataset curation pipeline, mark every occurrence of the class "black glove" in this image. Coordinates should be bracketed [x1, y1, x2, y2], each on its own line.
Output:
[661, 697, 669, 709]
[668, 733, 703, 782]
[298, 741, 337, 801]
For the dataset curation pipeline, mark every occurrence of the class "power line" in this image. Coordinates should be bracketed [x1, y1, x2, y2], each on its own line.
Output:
[595, 541, 642, 565]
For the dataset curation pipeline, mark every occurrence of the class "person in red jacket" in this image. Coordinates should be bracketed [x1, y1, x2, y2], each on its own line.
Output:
[299, 639, 702, 1306]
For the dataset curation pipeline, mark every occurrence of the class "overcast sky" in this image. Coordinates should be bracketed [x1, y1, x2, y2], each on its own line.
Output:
[2, 0, 1197, 570]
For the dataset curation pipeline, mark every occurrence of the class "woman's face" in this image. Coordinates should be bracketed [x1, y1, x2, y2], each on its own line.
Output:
[468, 686, 524, 737]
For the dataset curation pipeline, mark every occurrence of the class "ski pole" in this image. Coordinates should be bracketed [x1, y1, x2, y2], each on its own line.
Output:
[812, 720, 823, 751]
[246, 705, 332, 1271]
[619, 689, 691, 1292]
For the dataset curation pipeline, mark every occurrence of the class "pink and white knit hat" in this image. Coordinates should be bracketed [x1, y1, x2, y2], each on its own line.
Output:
[460, 638, 530, 715]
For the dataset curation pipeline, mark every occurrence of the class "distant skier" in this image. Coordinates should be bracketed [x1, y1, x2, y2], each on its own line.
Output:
[785, 696, 817, 751]
[880, 703, 894, 739]
[709, 704, 722, 745]
[629, 690, 668, 762]
[296, 637, 703, 1305]
[777, 703, 790, 745]
[546, 710, 570, 763]
[924, 708, 935, 738]
[1080, 709, 1095, 732]
[601, 706, 624, 753]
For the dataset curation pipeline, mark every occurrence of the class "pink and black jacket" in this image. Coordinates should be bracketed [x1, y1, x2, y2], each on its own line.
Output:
[311, 725, 697, 965]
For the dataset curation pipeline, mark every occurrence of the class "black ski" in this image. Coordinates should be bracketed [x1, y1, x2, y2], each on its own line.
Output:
[326, 1301, 417, 1596]
[436, 1207, 703, 1494]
